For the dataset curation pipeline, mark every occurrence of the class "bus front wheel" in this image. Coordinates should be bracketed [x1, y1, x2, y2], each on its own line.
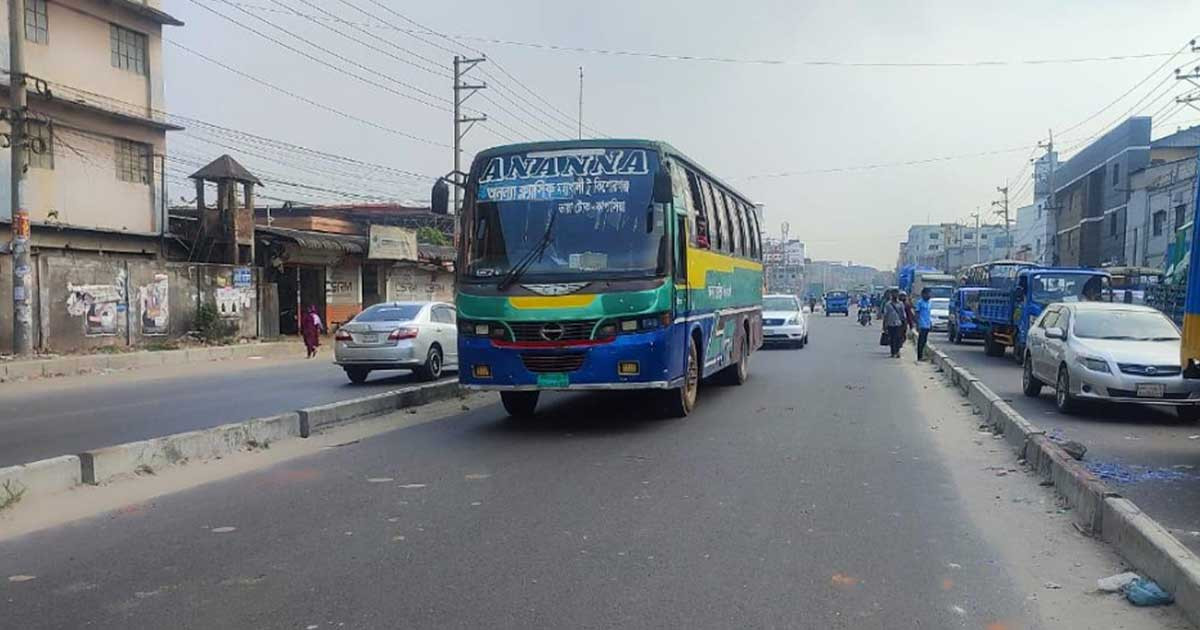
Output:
[664, 337, 700, 417]
[500, 391, 539, 418]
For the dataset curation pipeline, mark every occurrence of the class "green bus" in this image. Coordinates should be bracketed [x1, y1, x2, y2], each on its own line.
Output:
[441, 139, 764, 417]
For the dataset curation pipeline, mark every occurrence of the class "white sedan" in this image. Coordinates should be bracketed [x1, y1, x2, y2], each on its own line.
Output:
[762, 294, 808, 348]
[334, 301, 458, 383]
[1021, 302, 1200, 420]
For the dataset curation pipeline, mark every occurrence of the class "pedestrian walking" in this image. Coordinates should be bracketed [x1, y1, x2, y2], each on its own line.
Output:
[301, 304, 324, 358]
[914, 287, 933, 361]
[881, 290, 906, 358]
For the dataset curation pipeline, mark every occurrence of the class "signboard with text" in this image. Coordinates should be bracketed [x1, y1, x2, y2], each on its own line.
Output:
[368, 225, 419, 262]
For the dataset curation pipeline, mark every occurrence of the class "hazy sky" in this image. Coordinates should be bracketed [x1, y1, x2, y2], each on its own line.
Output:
[164, 0, 1200, 269]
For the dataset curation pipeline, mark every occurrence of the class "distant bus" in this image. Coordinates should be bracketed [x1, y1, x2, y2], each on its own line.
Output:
[449, 139, 763, 417]
[911, 272, 956, 300]
[1104, 266, 1162, 304]
[959, 260, 1038, 290]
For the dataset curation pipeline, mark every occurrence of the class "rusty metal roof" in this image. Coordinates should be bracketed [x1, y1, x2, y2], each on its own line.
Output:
[190, 154, 263, 185]
[256, 225, 365, 254]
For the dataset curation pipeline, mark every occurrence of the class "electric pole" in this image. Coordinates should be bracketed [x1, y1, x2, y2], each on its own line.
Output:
[1174, 41, 1200, 113]
[577, 66, 583, 140]
[8, 0, 31, 355]
[992, 180, 1010, 258]
[971, 210, 982, 264]
[452, 55, 486, 215]
[1038, 130, 1056, 266]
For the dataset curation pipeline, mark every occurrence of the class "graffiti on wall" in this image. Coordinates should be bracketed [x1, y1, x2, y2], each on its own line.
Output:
[216, 286, 253, 318]
[66, 270, 126, 336]
[139, 274, 169, 335]
[387, 269, 453, 302]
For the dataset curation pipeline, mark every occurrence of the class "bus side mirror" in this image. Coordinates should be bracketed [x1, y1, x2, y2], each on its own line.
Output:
[431, 179, 450, 215]
[653, 168, 673, 204]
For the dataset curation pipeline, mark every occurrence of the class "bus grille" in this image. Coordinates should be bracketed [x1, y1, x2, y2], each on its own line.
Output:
[520, 353, 586, 373]
[509, 320, 598, 342]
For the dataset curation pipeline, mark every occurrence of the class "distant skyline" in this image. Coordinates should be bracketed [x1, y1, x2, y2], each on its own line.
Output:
[165, 0, 1200, 268]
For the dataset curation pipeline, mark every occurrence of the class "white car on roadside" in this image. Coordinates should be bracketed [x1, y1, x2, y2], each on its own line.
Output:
[1021, 302, 1200, 420]
[334, 301, 458, 384]
[930, 297, 950, 332]
[762, 294, 808, 348]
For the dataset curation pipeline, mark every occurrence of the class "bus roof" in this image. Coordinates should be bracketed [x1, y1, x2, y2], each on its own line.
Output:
[471, 138, 756, 207]
[1022, 267, 1111, 277]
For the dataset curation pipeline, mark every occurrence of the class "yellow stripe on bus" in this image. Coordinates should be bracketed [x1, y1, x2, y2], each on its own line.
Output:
[509, 294, 598, 309]
[686, 248, 763, 289]
[1183, 313, 1200, 367]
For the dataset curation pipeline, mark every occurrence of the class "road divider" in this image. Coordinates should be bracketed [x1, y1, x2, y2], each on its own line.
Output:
[1, 378, 462, 510]
[0, 341, 305, 383]
[925, 341, 1200, 626]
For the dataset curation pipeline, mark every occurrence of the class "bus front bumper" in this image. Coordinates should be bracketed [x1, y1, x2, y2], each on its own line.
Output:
[458, 327, 684, 391]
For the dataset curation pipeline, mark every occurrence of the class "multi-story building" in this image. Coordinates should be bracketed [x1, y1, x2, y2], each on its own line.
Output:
[1014, 199, 1050, 263]
[1124, 126, 1200, 270]
[1, 0, 182, 250]
[900, 224, 944, 268]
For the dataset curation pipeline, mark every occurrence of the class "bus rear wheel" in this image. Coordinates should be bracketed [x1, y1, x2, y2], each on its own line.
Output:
[500, 391, 539, 418]
[719, 333, 750, 385]
[664, 337, 700, 417]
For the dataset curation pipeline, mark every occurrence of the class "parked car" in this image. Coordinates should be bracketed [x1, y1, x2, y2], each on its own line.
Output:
[930, 297, 950, 332]
[334, 301, 458, 384]
[762, 294, 808, 348]
[1021, 302, 1200, 420]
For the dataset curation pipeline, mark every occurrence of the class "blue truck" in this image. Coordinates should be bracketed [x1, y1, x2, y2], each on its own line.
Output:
[824, 290, 850, 316]
[976, 267, 1111, 362]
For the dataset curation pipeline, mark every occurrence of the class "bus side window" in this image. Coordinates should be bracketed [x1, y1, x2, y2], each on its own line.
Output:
[733, 200, 747, 257]
[674, 213, 688, 283]
[702, 179, 724, 252]
[685, 169, 709, 248]
[721, 192, 737, 255]
[748, 205, 761, 260]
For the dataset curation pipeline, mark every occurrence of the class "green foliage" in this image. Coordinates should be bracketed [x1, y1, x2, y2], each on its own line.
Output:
[195, 302, 235, 343]
[416, 226, 450, 246]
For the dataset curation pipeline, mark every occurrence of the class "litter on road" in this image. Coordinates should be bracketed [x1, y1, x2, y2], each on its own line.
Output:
[1096, 572, 1140, 593]
[1124, 578, 1174, 607]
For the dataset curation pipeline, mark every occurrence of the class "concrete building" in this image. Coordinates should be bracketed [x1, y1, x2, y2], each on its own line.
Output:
[900, 224, 945, 268]
[1014, 199, 1050, 263]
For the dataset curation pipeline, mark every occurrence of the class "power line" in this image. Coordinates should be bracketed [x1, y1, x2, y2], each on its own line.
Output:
[742, 143, 1039, 180]
[166, 40, 448, 148]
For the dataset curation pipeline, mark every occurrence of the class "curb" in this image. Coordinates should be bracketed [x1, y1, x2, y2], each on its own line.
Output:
[0, 342, 304, 383]
[927, 342, 1200, 625]
[3, 379, 462, 504]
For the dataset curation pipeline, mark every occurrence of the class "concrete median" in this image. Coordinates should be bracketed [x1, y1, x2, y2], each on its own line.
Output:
[987, 400, 1044, 457]
[966, 379, 1001, 417]
[1103, 497, 1200, 627]
[0, 341, 305, 383]
[297, 379, 461, 437]
[0, 455, 82, 501]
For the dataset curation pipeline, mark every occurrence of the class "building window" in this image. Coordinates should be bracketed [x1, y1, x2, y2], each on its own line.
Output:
[929, 232, 939, 240]
[27, 120, 52, 169]
[24, 0, 47, 44]
[1111, 163, 1120, 189]
[110, 24, 147, 75]
[1110, 212, 1118, 236]
[115, 138, 150, 183]
[928, 244, 939, 251]
[1153, 210, 1167, 236]
[980, 233, 988, 240]
[1176, 204, 1187, 230]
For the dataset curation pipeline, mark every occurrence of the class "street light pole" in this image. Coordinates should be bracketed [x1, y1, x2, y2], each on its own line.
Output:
[8, 0, 32, 355]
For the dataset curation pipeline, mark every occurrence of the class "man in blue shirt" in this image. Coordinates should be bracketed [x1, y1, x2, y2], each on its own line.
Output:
[915, 287, 933, 361]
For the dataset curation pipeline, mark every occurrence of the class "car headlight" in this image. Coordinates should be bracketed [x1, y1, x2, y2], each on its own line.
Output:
[787, 314, 802, 325]
[1078, 357, 1110, 373]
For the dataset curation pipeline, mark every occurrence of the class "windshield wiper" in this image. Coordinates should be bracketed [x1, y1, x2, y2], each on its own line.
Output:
[1098, 335, 1137, 340]
[497, 211, 558, 292]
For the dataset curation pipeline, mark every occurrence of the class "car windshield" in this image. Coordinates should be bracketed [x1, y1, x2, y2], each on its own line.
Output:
[764, 297, 799, 311]
[930, 298, 950, 310]
[1073, 309, 1180, 340]
[355, 304, 422, 322]
[927, 285, 954, 299]
[827, 292, 847, 299]
[1030, 273, 1108, 304]
[466, 148, 666, 281]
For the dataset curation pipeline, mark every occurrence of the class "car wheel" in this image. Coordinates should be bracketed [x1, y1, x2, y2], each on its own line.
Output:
[500, 391, 539, 417]
[345, 367, 370, 384]
[1013, 343, 1025, 366]
[664, 336, 700, 417]
[1055, 365, 1077, 414]
[1021, 355, 1042, 397]
[415, 345, 443, 381]
[1176, 406, 1200, 422]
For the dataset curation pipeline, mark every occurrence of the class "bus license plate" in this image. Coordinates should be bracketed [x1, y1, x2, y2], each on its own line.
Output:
[537, 373, 569, 388]
[1136, 383, 1165, 398]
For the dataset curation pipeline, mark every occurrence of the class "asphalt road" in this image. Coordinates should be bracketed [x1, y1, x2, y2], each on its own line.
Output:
[1, 316, 1133, 630]
[0, 349, 444, 467]
[934, 331, 1200, 552]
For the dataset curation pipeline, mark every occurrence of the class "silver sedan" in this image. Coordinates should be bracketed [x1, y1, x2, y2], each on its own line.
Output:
[1021, 302, 1200, 420]
[334, 301, 458, 384]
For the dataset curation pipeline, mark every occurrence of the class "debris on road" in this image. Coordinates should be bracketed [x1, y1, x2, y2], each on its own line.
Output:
[1044, 581, 1062, 590]
[1124, 578, 1174, 607]
[1096, 572, 1140, 593]
[1059, 440, 1087, 461]
[1087, 462, 1192, 484]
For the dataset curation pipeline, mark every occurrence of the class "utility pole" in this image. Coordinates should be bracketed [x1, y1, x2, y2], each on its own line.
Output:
[452, 55, 486, 215]
[8, 0, 31, 356]
[992, 180, 1010, 259]
[1174, 41, 1200, 113]
[971, 210, 982, 264]
[1038, 130, 1056, 266]
[577, 67, 584, 140]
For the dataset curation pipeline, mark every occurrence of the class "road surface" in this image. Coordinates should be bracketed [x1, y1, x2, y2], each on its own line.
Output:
[1, 318, 1186, 629]
[0, 349, 441, 467]
[935, 332, 1200, 554]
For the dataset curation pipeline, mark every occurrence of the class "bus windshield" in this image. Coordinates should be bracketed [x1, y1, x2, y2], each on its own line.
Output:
[466, 148, 667, 281]
[926, 285, 954, 299]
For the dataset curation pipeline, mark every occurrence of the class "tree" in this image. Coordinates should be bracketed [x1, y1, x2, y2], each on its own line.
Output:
[416, 226, 449, 246]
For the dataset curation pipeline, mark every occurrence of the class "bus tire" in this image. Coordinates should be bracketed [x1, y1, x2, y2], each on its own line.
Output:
[719, 332, 750, 386]
[500, 391, 539, 418]
[664, 336, 700, 417]
[984, 335, 1005, 357]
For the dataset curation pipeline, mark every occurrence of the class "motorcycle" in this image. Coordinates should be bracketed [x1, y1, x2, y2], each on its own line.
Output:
[858, 307, 872, 326]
